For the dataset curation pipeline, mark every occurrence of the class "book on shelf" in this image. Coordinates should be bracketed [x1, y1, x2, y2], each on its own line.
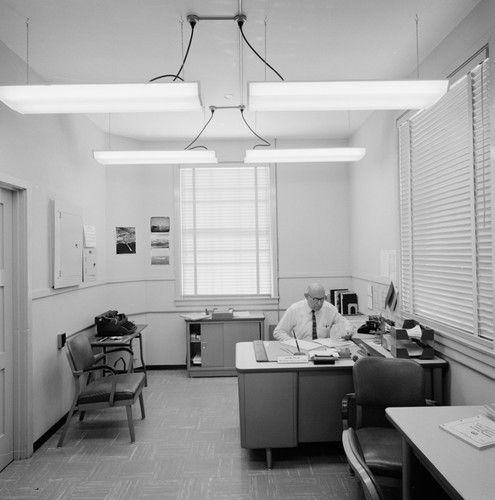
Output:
[340, 292, 359, 315]
[328, 289, 359, 315]
[439, 414, 495, 449]
[329, 289, 348, 307]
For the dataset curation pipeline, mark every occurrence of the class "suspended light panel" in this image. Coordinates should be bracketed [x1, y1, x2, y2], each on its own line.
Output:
[0, 82, 202, 114]
[248, 80, 449, 111]
[244, 148, 366, 163]
[93, 150, 218, 165]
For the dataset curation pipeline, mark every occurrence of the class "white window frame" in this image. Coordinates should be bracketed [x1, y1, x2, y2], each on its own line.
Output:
[174, 163, 278, 305]
[398, 52, 493, 347]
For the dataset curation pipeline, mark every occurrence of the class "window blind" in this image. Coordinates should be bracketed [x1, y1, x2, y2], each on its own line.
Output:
[399, 59, 493, 341]
[179, 165, 273, 297]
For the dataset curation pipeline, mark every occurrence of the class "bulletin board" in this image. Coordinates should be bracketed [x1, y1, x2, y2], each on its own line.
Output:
[51, 199, 83, 289]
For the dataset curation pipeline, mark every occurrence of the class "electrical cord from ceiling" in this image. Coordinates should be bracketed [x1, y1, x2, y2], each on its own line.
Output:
[184, 107, 216, 150]
[183, 105, 271, 152]
[149, 13, 283, 85]
[149, 15, 198, 82]
[239, 106, 271, 149]
[235, 15, 284, 81]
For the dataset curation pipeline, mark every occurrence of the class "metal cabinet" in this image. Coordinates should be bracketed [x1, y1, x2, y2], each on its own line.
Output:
[186, 313, 264, 377]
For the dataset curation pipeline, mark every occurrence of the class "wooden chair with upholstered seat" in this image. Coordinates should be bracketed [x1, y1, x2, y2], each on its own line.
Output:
[57, 333, 146, 447]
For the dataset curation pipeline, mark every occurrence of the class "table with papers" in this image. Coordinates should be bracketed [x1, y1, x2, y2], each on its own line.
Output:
[387, 405, 495, 500]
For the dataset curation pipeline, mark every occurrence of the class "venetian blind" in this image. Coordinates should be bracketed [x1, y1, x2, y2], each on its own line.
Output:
[179, 165, 273, 297]
[398, 59, 493, 341]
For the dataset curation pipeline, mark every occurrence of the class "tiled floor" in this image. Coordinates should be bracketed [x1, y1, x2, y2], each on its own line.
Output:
[0, 370, 360, 500]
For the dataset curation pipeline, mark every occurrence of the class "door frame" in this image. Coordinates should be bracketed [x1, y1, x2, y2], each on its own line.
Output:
[1, 174, 32, 459]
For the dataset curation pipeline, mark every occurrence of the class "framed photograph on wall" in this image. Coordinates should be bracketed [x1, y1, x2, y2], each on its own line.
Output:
[150, 216, 170, 265]
[150, 216, 170, 233]
[116, 226, 136, 254]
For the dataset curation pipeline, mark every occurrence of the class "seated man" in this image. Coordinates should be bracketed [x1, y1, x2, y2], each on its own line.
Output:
[273, 283, 353, 341]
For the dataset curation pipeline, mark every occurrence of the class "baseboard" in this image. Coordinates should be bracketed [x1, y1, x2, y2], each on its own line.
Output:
[34, 414, 67, 451]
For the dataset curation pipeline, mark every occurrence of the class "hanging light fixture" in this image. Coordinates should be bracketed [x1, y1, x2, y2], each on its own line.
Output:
[94, 106, 219, 165]
[0, 17, 202, 114]
[93, 149, 217, 165]
[247, 80, 448, 111]
[244, 147, 366, 163]
[0, 82, 202, 114]
[245, 12, 448, 112]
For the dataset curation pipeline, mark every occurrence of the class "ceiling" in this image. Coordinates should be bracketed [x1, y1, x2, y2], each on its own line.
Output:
[0, 0, 482, 144]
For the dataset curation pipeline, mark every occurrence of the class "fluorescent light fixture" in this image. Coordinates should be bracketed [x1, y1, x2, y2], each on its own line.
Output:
[93, 150, 218, 165]
[0, 82, 201, 114]
[248, 80, 449, 111]
[244, 148, 366, 163]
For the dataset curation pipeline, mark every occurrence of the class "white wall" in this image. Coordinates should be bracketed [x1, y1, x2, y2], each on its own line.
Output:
[348, 110, 399, 316]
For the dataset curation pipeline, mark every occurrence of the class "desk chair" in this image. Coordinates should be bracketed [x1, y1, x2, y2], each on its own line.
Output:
[342, 357, 429, 480]
[57, 333, 146, 447]
[342, 428, 401, 500]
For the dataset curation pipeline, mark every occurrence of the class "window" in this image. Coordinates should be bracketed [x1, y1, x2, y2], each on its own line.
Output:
[398, 57, 493, 342]
[179, 165, 274, 297]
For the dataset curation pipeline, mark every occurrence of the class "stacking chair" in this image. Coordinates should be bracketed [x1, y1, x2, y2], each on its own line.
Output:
[342, 428, 401, 500]
[57, 333, 146, 447]
[342, 357, 430, 481]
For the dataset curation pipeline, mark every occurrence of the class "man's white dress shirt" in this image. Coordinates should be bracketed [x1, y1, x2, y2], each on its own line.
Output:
[273, 299, 352, 341]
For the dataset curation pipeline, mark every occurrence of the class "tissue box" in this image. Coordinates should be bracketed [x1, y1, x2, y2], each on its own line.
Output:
[211, 308, 234, 320]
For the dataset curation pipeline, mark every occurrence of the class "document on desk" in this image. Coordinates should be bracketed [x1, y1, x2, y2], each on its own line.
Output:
[314, 338, 352, 348]
[180, 312, 211, 321]
[440, 414, 495, 449]
[233, 311, 250, 318]
[281, 339, 324, 352]
[264, 342, 299, 360]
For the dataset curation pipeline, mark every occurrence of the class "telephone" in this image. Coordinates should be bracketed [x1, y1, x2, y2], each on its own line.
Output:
[95, 310, 137, 336]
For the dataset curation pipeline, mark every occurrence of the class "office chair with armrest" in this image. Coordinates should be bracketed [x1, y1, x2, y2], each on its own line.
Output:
[57, 333, 146, 447]
[342, 428, 401, 500]
[342, 357, 430, 480]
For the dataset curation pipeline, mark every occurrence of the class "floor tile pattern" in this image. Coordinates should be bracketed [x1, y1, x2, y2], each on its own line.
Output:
[0, 370, 359, 500]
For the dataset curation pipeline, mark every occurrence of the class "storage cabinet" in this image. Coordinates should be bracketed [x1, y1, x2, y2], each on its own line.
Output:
[186, 313, 264, 377]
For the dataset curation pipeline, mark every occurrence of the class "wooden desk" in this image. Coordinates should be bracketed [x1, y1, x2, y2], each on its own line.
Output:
[236, 341, 357, 468]
[386, 405, 495, 500]
[89, 324, 147, 385]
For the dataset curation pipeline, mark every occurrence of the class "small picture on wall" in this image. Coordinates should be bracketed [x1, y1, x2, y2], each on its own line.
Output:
[151, 234, 169, 265]
[150, 216, 170, 265]
[116, 227, 136, 254]
[150, 216, 170, 233]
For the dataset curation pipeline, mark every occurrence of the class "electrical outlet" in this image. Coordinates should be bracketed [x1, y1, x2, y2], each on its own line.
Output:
[57, 333, 66, 349]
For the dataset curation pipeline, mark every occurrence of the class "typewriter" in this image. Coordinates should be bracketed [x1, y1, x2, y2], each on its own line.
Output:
[95, 310, 137, 336]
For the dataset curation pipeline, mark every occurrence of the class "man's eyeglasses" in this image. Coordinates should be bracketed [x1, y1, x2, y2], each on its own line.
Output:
[308, 295, 325, 302]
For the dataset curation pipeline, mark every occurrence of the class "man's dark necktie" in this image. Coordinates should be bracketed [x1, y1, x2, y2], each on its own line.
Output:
[312, 310, 317, 339]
